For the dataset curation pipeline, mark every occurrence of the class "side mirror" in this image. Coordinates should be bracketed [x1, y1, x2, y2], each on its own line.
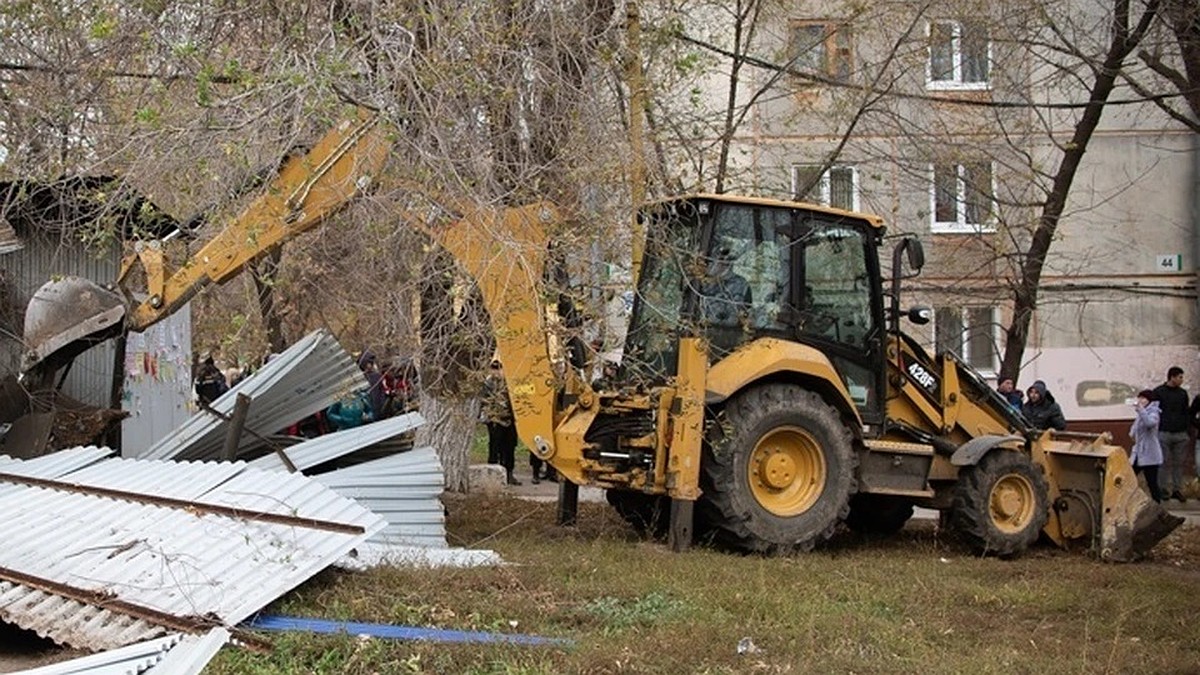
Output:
[905, 238, 925, 272]
[907, 306, 932, 325]
[889, 236, 926, 333]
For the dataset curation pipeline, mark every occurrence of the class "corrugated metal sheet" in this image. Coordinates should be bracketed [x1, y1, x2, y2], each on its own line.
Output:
[17, 633, 184, 675]
[0, 581, 163, 652]
[0, 447, 385, 650]
[0, 233, 120, 407]
[336, 543, 503, 571]
[0, 445, 114, 478]
[17, 628, 229, 675]
[144, 627, 229, 675]
[138, 329, 364, 461]
[248, 411, 425, 473]
[312, 447, 447, 548]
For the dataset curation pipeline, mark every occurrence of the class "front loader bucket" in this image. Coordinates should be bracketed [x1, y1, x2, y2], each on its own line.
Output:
[1096, 450, 1185, 562]
[1036, 433, 1183, 562]
[22, 276, 127, 374]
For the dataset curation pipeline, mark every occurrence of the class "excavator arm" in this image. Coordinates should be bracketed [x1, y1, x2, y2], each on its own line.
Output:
[20, 109, 569, 466]
[22, 112, 392, 373]
[124, 113, 393, 332]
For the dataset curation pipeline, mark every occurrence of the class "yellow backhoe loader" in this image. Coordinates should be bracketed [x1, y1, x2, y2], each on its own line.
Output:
[18, 111, 1182, 561]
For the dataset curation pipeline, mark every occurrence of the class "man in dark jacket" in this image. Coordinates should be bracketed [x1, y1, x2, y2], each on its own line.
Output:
[1022, 380, 1067, 431]
[1152, 366, 1190, 502]
[194, 355, 228, 405]
[481, 360, 520, 486]
[997, 377, 1023, 409]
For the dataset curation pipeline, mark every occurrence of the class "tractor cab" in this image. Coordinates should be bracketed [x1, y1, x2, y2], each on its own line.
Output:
[624, 194, 888, 421]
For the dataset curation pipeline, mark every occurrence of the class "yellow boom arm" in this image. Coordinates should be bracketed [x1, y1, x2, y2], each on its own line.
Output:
[120, 113, 393, 332]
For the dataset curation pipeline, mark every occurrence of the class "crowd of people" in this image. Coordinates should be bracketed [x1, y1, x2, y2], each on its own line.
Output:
[316, 350, 419, 434]
[997, 365, 1200, 504]
[996, 376, 1068, 432]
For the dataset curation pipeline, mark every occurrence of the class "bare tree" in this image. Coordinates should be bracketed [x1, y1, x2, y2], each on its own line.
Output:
[1, 1, 631, 489]
[1141, 0, 1200, 124]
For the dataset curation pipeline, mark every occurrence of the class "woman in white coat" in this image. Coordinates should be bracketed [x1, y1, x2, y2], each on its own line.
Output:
[1130, 389, 1165, 503]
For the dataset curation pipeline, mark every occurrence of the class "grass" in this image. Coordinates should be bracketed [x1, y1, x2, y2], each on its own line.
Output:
[470, 424, 490, 464]
[470, 424, 531, 465]
[208, 494, 1200, 674]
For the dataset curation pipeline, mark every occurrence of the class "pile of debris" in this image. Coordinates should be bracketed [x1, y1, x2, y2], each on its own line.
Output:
[0, 376, 128, 460]
[0, 330, 505, 673]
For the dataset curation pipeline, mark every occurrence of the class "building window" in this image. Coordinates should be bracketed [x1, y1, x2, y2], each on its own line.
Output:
[930, 162, 993, 233]
[788, 21, 852, 84]
[792, 164, 858, 211]
[927, 20, 989, 89]
[935, 306, 998, 374]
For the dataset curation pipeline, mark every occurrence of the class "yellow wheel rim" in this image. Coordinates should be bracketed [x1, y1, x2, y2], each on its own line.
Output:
[748, 426, 826, 516]
[989, 473, 1036, 534]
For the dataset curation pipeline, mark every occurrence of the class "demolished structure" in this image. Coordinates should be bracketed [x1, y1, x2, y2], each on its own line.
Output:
[0, 330, 503, 671]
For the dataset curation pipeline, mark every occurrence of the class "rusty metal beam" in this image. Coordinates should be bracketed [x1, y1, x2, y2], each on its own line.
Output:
[0, 472, 365, 534]
[0, 563, 273, 652]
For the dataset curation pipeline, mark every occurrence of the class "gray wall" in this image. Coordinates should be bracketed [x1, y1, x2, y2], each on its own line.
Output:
[120, 306, 193, 457]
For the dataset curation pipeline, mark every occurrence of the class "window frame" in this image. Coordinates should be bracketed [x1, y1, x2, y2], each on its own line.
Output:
[934, 305, 999, 376]
[925, 20, 991, 91]
[791, 164, 859, 211]
[787, 20, 853, 85]
[928, 162, 995, 234]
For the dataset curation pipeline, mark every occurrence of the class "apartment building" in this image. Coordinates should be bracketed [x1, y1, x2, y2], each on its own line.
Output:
[666, 1, 1198, 436]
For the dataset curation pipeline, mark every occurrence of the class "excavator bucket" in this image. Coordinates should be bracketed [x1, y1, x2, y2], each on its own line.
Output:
[1035, 433, 1184, 562]
[1096, 448, 1185, 561]
[22, 276, 127, 374]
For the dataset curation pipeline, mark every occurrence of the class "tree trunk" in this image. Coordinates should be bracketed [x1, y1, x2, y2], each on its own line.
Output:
[414, 391, 479, 493]
[251, 248, 287, 354]
[999, 0, 1160, 380]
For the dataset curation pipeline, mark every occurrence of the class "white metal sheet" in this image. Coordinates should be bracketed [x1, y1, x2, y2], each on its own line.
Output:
[144, 627, 229, 675]
[138, 329, 364, 461]
[14, 628, 230, 675]
[249, 411, 425, 473]
[16, 633, 182, 674]
[312, 447, 447, 547]
[336, 543, 503, 571]
[0, 456, 385, 651]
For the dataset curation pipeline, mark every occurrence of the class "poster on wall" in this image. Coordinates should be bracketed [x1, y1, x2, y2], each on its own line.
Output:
[1022, 345, 1200, 423]
[121, 305, 193, 456]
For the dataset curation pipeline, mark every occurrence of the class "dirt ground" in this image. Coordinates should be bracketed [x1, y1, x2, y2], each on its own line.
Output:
[0, 624, 82, 673]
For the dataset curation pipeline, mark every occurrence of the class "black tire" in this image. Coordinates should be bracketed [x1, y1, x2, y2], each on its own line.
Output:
[950, 450, 1049, 557]
[845, 494, 915, 535]
[606, 490, 670, 539]
[698, 384, 856, 553]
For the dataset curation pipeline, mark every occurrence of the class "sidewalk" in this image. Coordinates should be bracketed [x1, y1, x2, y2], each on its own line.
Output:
[503, 465, 605, 503]
[1166, 497, 1200, 527]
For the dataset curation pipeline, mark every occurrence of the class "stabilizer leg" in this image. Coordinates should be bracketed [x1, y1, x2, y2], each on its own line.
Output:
[669, 498, 694, 552]
[557, 480, 579, 526]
